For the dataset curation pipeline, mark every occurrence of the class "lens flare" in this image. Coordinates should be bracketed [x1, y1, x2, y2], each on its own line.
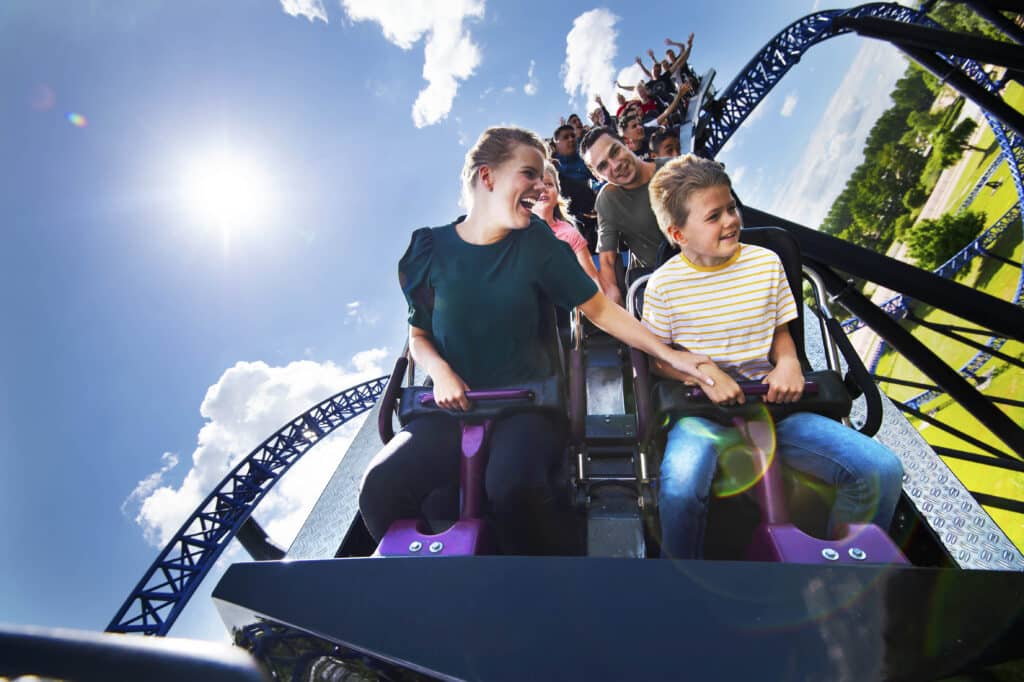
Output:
[710, 403, 777, 498]
[66, 112, 88, 128]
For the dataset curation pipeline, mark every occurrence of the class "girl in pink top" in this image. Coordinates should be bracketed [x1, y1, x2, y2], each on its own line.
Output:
[533, 161, 602, 289]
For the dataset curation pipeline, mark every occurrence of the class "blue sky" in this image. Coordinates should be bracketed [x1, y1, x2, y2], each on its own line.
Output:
[0, 0, 911, 641]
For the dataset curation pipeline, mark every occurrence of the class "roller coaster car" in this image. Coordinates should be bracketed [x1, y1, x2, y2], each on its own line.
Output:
[374, 304, 586, 557]
[626, 226, 908, 565]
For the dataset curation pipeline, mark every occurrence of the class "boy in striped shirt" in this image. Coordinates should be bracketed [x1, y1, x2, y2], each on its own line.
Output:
[643, 155, 903, 559]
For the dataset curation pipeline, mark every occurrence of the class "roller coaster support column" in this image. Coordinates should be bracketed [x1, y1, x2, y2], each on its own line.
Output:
[962, 0, 1024, 45]
[832, 16, 1024, 138]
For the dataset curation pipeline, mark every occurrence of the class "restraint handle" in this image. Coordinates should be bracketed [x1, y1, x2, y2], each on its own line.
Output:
[418, 388, 536, 406]
[684, 380, 819, 400]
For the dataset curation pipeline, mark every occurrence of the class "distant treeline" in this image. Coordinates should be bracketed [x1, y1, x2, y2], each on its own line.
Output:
[819, 65, 979, 256]
[819, 2, 1007, 269]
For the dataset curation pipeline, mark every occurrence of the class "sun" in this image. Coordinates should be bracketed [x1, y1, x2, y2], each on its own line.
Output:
[180, 149, 275, 231]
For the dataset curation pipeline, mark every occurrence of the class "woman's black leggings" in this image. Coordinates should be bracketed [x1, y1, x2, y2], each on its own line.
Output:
[359, 411, 578, 555]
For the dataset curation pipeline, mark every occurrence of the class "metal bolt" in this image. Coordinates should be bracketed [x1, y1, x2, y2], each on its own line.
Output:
[429, 541, 444, 553]
[848, 547, 867, 561]
[408, 541, 422, 552]
[821, 548, 840, 561]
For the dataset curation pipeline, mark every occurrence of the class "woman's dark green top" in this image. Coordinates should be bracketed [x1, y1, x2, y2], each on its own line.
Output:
[399, 215, 598, 388]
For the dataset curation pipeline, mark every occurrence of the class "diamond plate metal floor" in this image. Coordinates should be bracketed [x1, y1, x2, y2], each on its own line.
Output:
[803, 311, 1024, 570]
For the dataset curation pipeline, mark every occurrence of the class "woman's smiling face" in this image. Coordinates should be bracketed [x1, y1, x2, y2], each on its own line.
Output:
[483, 144, 545, 229]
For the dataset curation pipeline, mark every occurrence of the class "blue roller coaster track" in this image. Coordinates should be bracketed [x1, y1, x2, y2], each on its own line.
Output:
[107, 376, 387, 636]
[694, 0, 1024, 414]
[107, 1, 1024, 638]
[695, 3, 991, 159]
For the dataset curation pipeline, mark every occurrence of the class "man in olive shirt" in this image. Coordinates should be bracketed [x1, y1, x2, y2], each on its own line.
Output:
[581, 127, 671, 306]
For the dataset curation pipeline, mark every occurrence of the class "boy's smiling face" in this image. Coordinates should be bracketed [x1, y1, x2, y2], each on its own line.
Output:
[668, 184, 742, 268]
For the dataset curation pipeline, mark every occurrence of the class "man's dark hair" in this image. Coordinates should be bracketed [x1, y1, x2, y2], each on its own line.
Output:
[579, 126, 620, 158]
[618, 113, 641, 135]
[553, 124, 575, 141]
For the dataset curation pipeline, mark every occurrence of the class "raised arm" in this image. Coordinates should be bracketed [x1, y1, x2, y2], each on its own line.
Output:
[655, 80, 694, 125]
[634, 56, 653, 80]
[594, 96, 616, 131]
[408, 325, 471, 410]
[666, 33, 695, 73]
[615, 81, 636, 92]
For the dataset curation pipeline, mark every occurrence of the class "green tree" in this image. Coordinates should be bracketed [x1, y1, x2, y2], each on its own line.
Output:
[904, 210, 986, 271]
[894, 213, 916, 240]
[930, 1, 1008, 41]
[891, 67, 939, 110]
[903, 186, 927, 210]
[815, 63, 963, 253]
[938, 118, 980, 167]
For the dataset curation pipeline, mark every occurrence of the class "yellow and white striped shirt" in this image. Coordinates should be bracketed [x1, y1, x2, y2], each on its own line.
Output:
[641, 244, 798, 381]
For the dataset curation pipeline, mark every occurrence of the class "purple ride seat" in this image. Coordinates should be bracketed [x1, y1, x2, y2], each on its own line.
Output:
[375, 380, 567, 558]
[630, 227, 907, 565]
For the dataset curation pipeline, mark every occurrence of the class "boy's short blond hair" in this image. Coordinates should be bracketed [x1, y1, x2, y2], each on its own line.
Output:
[648, 154, 732, 241]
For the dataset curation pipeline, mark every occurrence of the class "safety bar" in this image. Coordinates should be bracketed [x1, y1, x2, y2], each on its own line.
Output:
[683, 380, 820, 400]
[418, 389, 535, 406]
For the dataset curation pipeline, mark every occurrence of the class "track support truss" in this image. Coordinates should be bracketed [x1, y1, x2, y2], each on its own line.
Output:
[107, 376, 388, 636]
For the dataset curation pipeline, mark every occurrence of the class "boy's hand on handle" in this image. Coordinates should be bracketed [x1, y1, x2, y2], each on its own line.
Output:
[433, 367, 471, 411]
[699, 364, 744, 405]
[762, 357, 804, 403]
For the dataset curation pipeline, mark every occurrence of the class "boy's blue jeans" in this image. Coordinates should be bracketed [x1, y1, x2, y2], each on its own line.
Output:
[658, 411, 904, 559]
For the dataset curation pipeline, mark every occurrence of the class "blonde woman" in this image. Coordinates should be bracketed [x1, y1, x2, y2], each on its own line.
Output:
[359, 127, 713, 555]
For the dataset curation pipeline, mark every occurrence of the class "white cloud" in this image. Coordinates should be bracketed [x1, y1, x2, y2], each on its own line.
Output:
[769, 42, 907, 228]
[344, 299, 379, 326]
[780, 93, 799, 117]
[125, 352, 389, 548]
[732, 166, 747, 186]
[352, 347, 389, 373]
[280, 0, 328, 22]
[524, 60, 538, 96]
[341, 0, 485, 127]
[616, 64, 646, 93]
[562, 9, 621, 111]
[121, 452, 179, 515]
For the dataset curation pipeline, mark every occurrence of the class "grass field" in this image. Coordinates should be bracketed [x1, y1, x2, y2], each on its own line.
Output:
[869, 82, 1024, 551]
